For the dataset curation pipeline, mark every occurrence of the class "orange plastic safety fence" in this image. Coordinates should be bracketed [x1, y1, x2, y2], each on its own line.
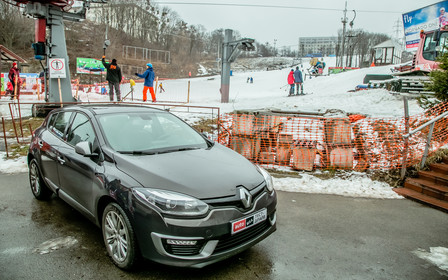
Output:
[218, 102, 448, 171]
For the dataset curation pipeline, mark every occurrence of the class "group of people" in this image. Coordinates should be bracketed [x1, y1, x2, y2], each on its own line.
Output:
[102, 56, 156, 102]
[287, 66, 304, 96]
[309, 57, 326, 75]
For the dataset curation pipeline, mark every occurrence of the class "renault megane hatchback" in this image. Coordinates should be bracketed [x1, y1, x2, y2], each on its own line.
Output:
[28, 104, 277, 269]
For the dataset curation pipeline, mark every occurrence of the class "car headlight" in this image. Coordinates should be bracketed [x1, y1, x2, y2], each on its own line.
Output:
[256, 165, 274, 193]
[133, 188, 209, 217]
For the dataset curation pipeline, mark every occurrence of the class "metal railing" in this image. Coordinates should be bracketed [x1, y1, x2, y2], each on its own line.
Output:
[401, 109, 448, 177]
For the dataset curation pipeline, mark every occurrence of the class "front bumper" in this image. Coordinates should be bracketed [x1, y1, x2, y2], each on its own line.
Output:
[133, 190, 277, 268]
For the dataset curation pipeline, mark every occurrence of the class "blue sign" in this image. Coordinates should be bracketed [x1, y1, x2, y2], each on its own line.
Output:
[403, 1, 448, 49]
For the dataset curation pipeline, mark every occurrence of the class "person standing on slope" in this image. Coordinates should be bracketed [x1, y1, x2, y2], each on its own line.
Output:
[135, 63, 156, 102]
[102, 56, 122, 101]
[287, 69, 295, 96]
[8, 62, 20, 99]
[294, 66, 304, 95]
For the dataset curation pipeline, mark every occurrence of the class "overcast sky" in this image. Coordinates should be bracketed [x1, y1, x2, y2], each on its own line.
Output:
[154, 0, 441, 49]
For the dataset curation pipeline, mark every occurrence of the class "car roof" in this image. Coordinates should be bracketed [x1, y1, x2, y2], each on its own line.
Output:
[62, 104, 165, 116]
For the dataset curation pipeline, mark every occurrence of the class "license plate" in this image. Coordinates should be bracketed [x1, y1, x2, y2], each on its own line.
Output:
[231, 208, 267, 235]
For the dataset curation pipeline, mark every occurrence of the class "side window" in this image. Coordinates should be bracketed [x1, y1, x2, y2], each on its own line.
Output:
[66, 113, 96, 147]
[422, 34, 437, 61]
[439, 32, 448, 54]
[50, 112, 71, 139]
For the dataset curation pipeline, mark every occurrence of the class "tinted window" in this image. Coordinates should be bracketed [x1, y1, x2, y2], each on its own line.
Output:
[49, 112, 71, 138]
[98, 111, 207, 152]
[67, 113, 96, 147]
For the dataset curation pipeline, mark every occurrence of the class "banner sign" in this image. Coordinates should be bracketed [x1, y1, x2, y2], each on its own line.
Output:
[76, 57, 106, 75]
[403, 1, 448, 49]
[1, 73, 40, 92]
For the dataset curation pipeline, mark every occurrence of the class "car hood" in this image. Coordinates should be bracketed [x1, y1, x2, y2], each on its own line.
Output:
[113, 144, 265, 199]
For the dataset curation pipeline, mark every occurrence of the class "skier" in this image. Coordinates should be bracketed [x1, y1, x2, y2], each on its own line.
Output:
[287, 69, 295, 96]
[159, 82, 165, 93]
[8, 62, 20, 100]
[135, 63, 156, 102]
[102, 56, 122, 101]
[293, 66, 304, 95]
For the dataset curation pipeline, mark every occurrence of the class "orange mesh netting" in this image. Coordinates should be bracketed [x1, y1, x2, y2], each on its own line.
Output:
[218, 102, 448, 170]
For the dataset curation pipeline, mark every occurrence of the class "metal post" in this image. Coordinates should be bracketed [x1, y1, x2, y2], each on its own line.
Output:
[341, 1, 347, 68]
[401, 96, 409, 179]
[220, 29, 232, 103]
[420, 122, 435, 169]
[187, 80, 191, 103]
[2, 117, 8, 158]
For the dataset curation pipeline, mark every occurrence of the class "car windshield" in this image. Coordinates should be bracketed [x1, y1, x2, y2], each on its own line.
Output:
[97, 111, 208, 153]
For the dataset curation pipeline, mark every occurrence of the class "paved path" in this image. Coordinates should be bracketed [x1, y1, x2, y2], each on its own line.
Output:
[1, 173, 447, 279]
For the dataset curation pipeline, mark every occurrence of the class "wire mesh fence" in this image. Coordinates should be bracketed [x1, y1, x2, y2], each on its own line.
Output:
[218, 102, 448, 171]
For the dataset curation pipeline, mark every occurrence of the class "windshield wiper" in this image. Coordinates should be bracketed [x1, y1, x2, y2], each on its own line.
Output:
[118, 147, 200, 155]
[157, 147, 201, 154]
[118, 150, 157, 155]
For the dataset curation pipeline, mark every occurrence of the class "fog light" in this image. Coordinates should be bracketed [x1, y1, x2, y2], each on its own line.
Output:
[166, 239, 198, 246]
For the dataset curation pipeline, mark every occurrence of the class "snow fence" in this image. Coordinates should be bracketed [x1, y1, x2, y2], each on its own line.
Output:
[218, 103, 448, 170]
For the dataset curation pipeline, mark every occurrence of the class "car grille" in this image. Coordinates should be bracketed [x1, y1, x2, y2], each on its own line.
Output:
[204, 182, 266, 210]
[214, 219, 271, 253]
[162, 240, 206, 256]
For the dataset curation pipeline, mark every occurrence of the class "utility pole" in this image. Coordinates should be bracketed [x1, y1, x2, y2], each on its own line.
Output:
[340, 1, 356, 68]
[341, 1, 348, 68]
[220, 29, 255, 103]
[273, 39, 277, 56]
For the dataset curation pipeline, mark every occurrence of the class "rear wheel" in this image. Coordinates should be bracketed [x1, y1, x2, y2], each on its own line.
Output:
[29, 159, 52, 200]
[102, 203, 137, 270]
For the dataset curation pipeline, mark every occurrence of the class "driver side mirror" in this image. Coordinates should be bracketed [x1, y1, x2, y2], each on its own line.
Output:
[75, 141, 97, 157]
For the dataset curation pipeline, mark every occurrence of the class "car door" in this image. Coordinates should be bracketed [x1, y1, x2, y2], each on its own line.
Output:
[56, 112, 103, 217]
[38, 111, 72, 191]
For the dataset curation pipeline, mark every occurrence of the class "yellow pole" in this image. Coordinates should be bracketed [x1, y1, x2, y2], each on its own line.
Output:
[58, 78, 63, 107]
[187, 80, 191, 103]
[154, 76, 159, 100]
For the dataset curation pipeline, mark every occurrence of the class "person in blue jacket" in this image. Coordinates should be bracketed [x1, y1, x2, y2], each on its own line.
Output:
[135, 63, 155, 102]
[293, 66, 303, 95]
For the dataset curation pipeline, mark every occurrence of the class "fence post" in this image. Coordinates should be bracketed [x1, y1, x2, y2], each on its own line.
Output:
[187, 80, 191, 103]
[2, 117, 8, 158]
[420, 122, 435, 169]
[401, 96, 410, 179]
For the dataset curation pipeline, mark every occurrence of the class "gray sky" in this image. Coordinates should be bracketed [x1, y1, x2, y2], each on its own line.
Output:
[154, 0, 440, 49]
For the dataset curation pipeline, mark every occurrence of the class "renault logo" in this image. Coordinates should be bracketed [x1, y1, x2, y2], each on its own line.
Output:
[238, 187, 252, 208]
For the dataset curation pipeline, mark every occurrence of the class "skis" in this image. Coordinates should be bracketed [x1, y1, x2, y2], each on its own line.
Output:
[287, 93, 313, 96]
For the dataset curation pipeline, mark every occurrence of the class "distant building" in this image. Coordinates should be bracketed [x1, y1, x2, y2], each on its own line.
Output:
[372, 39, 403, 66]
[298, 36, 337, 57]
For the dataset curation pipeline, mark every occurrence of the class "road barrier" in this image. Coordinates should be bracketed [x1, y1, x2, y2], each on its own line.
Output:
[218, 102, 448, 171]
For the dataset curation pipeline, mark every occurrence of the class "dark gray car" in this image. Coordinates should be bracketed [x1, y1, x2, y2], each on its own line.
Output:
[28, 104, 277, 269]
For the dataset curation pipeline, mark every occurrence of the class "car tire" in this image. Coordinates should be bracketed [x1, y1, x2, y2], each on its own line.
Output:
[102, 203, 137, 270]
[29, 159, 52, 200]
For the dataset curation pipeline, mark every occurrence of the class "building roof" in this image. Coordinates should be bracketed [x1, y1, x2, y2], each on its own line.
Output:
[373, 40, 400, 49]
[0, 45, 27, 63]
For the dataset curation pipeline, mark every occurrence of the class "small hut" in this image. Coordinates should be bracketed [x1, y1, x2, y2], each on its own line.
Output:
[372, 40, 402, 66]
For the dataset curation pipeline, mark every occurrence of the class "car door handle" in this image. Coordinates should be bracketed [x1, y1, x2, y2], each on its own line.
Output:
[38, 140, 43, 148]
[57, 156, 65, 165]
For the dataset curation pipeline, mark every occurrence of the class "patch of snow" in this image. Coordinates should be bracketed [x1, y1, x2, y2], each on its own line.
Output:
[413, 247, 448, 273]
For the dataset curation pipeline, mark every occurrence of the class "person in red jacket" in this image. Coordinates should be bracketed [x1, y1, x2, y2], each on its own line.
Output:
[8, 62, 20, 99]
[287, 69, 295, 96]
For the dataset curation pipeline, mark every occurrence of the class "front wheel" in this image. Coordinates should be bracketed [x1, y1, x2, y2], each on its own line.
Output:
[29, 159, 52, 200]
[102, 203, 138, 270]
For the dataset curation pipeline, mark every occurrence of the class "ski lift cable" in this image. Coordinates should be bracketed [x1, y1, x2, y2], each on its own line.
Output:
[152, 1, 401, 14]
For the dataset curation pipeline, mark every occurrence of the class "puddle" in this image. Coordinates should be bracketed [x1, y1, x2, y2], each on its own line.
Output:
[33, 236, 78, 255]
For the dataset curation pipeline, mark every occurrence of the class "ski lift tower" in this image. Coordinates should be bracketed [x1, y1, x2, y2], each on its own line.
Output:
[220, 29, 255, 103]
[4, 0, 107, 106]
